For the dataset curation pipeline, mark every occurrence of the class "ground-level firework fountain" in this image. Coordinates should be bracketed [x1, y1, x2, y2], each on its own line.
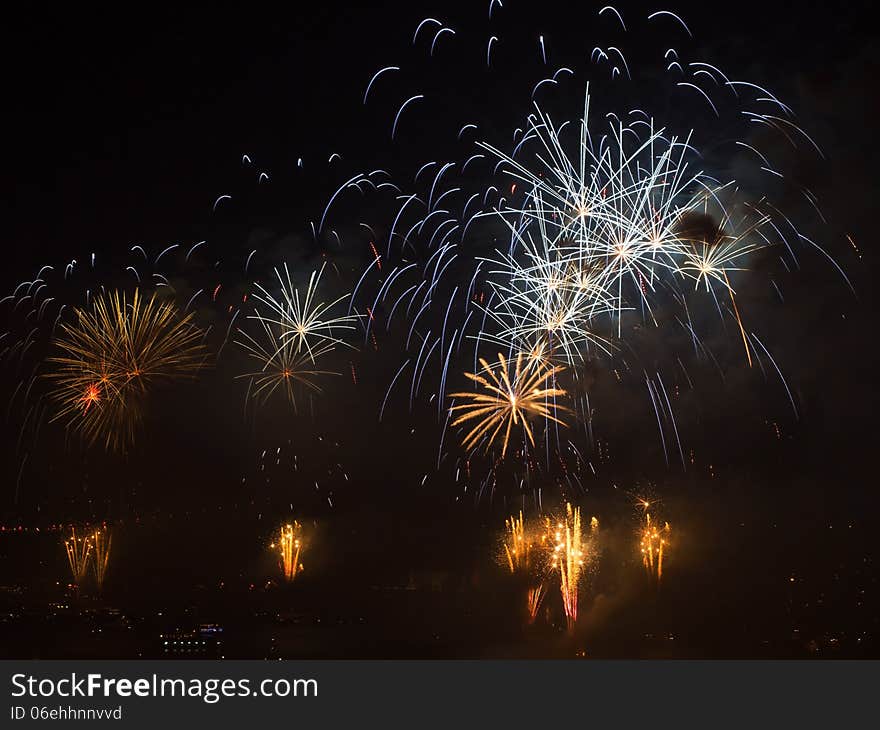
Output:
[498, 506, 599, 630]
[550, 504, 588, 632]
[271, 522, 305, 582]
[502, 511, 532, 573]
[63, 525, 112, 590]
[64, 527, 92, 584]
[638, 503, 670, 582]
[92, 527, 111, 590]
[526, 582, 548, 624]
[500, 511, 548, 622]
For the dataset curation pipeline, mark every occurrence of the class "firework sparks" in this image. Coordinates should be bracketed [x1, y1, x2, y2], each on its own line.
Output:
[249, 263, 358, 362]
[271, 522, 305, 582]
[92, 527, 112, 591]
[502, 510, 533, 573]
[548, 504, 597, 631]
[64, 527, 92, 584]
[638, 500, 670, 582]
[526, 583, 548, 624]
[498, 509, 597, 626]
[500, 511, 548, 623]
[46, 290, 206, 451]
[236, 318, 337, 409]
[449, 353, 570, 457]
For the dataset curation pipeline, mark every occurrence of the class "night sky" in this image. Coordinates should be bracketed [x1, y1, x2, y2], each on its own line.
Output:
[0, 2, 878, 657]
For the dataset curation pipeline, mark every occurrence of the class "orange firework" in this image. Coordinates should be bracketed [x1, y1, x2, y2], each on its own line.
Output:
[637, 499, 670, 582]
[449, 352, 570, 457]
[271, 522, 306, 582]
[46, 289, 206, 451]
[547, 505, 599, 632]
[499, 511, 548, 623]
[498, 508, 598, 626]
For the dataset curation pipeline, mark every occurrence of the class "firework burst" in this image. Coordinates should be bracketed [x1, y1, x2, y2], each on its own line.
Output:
[249, 263, 358, 362]
[236, 319, 337, 410]
[449, 353, 570, 458]
[46, 290, 206, 451]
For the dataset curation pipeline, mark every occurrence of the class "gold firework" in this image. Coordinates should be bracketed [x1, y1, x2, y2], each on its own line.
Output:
[92, 526, 112, 590]
[498, 512, 549, 623]
[548, 504, 598, 632]
[64, 527, 92, 584]
[46, 289, 206, 451]
[271, 522, 305, 582]
[638, 500, 670, 582]
[449, 352, 570, 457]
[502, 511, 534, 573]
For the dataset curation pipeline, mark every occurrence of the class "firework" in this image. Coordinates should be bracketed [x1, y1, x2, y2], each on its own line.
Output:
[478, 90, 776, 363]
[502, 510, 533, 573]
[498, 511, 548, 622]
[548, 504, 597, 631]
[64, 527, 92, 584]
[498, 509, 598, 626]
[271, 522, 305, 582]
[638, 500, 670, 582]
[249, 263, 358, 362]
[46, 290, 206, 451]
[356, 4, 851, 490]
[526, 582, 548, 624]
[449, 353, 570, 457]
[236, 318, 337, 410]
[92, 527, 112, 591]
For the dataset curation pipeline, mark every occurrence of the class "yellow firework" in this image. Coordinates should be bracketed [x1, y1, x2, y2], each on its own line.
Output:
[548, 504, 598, 632]
[271, 522, 305, 582]
[64, 527, 92, 584]
[498, 512, 550, 623]
[638, 501, 670, 582]
[92, 527, 112, 590]
[502, 511, 534, 573]
[46, 290, 206, 451]
[449, 352, 570, 457]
